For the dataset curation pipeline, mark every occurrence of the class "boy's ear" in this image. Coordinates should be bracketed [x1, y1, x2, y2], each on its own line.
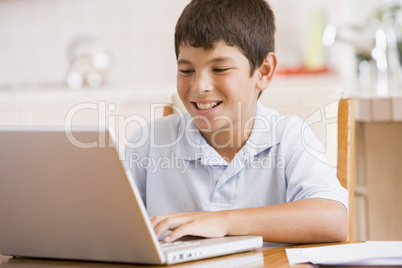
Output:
[256, 52, 277, 92]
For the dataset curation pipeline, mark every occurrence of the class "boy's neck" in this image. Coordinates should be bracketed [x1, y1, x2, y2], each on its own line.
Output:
[200, 117, 255, 163]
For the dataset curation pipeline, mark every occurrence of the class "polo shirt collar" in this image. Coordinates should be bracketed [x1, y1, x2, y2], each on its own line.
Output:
[243, 101, 281, 157]
[175, 113, 209, 161]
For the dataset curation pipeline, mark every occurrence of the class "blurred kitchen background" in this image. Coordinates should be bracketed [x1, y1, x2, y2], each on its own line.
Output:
[0, 0, 401, 241]
[1, 0, 402, 90]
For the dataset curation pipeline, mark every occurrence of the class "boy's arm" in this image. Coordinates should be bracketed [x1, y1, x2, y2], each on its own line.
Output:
[151, 198, 348, 243]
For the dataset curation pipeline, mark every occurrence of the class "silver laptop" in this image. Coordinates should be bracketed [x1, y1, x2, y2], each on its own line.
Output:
[0, 127, 262, 265]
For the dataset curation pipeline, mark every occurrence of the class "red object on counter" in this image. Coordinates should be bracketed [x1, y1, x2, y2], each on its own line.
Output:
[276, 66, 330, 75]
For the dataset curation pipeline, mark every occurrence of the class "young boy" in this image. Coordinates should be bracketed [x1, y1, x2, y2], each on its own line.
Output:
[125, 0, 348, 244]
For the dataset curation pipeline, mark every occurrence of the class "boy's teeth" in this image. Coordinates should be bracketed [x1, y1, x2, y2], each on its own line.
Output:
[196, 102, 218, 110]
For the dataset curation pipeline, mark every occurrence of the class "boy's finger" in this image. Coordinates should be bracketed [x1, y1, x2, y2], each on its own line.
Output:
[155, 216, 190, 239]
[150, 215, 167, 229]
[164, 224, 193, 243]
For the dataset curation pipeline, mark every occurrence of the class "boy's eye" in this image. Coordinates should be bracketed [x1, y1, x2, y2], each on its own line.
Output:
[179, 69, 194, 74]
[213, 68, 230, 73]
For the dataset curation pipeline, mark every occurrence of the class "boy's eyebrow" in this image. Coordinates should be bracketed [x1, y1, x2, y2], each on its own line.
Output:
[177, 59, 192, 65]
[209, 57, 235, 64]
[177, 57, 235, 66]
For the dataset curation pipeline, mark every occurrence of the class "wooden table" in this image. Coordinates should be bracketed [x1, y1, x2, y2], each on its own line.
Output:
[0, 242, 358, 268]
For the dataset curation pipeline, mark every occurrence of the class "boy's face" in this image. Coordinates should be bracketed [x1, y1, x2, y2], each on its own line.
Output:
[177, 41, 262, 134]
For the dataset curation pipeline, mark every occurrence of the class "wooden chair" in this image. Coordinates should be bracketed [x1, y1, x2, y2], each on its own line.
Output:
[164, 87, 355, 241]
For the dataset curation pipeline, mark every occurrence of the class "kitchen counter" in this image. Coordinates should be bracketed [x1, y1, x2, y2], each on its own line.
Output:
[271, 73, 402, 122]
[0, 83, 175, 126]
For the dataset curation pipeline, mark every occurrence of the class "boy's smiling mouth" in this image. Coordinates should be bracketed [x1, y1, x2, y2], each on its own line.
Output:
[193, 101, 222, 111]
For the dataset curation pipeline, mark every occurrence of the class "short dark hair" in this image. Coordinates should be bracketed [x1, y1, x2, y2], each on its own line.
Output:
[174, 0, 275, 76]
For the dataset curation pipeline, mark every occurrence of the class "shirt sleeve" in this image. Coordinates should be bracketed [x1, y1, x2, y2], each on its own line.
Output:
[280, 116, 349, 211]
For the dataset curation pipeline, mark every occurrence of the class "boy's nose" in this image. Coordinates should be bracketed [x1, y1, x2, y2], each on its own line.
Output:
[191, 72, 213, 94]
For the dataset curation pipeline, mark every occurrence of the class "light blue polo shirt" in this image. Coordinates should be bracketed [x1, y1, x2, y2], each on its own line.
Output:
[124, 101, 348, 217]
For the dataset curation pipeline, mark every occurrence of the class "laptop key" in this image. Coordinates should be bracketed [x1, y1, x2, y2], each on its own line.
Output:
[160, 241, 201, 250]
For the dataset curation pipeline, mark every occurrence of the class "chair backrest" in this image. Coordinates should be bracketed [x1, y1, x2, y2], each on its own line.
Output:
[164, 86, 355, 241]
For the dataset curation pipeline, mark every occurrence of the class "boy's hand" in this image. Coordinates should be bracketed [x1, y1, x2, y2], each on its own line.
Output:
[150, 211, 229, 243]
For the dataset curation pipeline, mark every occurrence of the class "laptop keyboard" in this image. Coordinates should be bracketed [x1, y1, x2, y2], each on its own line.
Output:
[159, 240, 201, 250]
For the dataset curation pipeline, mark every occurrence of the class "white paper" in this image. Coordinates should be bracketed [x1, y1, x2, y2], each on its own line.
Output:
[286, 241, 402, 266]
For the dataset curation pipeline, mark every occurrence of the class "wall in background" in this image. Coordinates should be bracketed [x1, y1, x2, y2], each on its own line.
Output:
[0, 0, 188, 88]
[0, 0, 399, 89]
